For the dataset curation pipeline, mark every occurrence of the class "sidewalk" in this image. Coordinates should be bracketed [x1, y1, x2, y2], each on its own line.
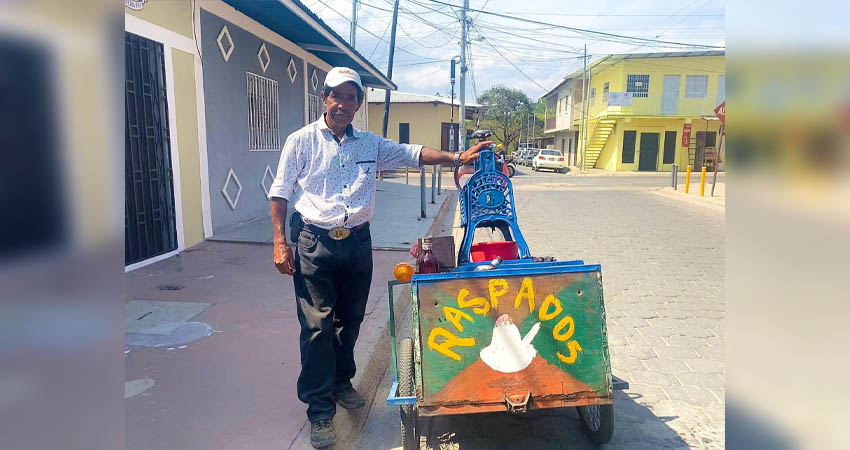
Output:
[653, 180, 725, 209]
[125, 188, 459, 450]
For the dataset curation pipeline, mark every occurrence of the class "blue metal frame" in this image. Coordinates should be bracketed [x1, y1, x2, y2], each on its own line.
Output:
[457, 148, 531, 264]
[412, 263, 602, 283]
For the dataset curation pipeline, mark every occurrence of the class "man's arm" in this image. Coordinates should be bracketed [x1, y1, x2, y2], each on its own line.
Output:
[419, 141, 493, 166]
[271, 197, 295, 275]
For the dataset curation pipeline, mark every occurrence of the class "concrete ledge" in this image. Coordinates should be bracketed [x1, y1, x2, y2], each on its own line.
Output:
[651, 186, 725, 211]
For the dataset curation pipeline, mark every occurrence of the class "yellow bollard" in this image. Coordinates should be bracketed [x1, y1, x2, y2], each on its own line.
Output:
[685, 166, 692, 193]
[700, 167, 707, 196]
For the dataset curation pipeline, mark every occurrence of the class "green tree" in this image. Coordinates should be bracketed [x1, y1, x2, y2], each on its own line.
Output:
[477, 85, 534, 152]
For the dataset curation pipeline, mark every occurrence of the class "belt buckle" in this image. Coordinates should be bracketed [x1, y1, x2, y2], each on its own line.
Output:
[329, 227, 350, 240]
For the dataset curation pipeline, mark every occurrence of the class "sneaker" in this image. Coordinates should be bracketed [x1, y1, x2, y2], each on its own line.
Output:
[333, 386, 366, 409]
[310, 419, 336, 449]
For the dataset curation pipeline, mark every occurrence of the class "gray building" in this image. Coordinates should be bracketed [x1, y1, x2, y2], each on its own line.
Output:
[200, 0, 394, 233]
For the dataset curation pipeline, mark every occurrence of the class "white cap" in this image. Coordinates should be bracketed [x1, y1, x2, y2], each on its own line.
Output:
[324, 67, 363, 91]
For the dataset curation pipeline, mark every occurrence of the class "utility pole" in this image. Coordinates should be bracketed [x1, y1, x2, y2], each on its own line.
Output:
[581, 44, 588, 172]
[380, 0, 400, 184]
[458, 0, 469, 153]
[531, 111, 535, 147]
[443, 57, 459, 194]
[350, 0, 358, 48]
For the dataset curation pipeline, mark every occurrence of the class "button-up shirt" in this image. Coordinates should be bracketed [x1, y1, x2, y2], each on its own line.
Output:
[268, 115, 423, 229]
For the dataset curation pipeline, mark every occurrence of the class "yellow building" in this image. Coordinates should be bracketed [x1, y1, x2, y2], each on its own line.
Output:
[543, 51, 725, 172]
[366, 89, 481, 151]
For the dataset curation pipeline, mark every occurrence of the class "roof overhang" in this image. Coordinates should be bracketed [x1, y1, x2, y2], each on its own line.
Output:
[222, 0, 396, 90]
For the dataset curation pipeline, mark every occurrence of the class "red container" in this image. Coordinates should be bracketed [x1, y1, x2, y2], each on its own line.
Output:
[470, 241, 519, 262]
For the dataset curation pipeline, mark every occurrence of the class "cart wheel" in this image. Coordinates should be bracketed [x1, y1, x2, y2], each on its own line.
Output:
[398, 338, 419, 450]
[507, 165, 516, 178]
[577, 404, 614, 445]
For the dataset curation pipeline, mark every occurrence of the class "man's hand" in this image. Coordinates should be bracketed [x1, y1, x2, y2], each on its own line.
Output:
[274, 243, 295, 275]
[419, 140, 494, 166]
[459, 140, 492, 164]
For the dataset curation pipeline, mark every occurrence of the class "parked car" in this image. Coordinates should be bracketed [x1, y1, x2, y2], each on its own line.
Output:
[532, 149, 566, 173]
[514, 149, 525, 166]
[522, 149, 538, 167]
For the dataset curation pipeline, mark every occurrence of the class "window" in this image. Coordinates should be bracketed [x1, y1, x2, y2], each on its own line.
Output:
[626, 75, 649, 98]
[399, 123, 410, 144]
[685, 75, 708, 98]
[590, 88, 596, 105]
[622, 130, 637, 163]
[603, 81, 610, 102]
[716, 75, 725, 106]
[246, 72, 280, 151]
[308, 94, 321, 123]
[542, 150, 561, 156]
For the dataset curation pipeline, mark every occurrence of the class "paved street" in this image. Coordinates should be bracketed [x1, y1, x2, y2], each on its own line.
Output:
[358, 168, 725, 450]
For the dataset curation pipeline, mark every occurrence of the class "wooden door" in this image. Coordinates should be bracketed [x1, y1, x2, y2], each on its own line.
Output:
[638, 132, 660, 171]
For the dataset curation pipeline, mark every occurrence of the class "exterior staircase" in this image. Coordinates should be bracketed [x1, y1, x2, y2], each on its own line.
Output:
[584, 119, 617, 169]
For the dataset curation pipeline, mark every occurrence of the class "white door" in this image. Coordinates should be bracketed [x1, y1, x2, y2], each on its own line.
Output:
[661, 75, 680, 115]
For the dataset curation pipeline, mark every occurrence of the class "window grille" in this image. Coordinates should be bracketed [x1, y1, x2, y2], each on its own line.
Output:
[246, 72, 280, 151]
[626, 74, 650, 98]
[685, 75, 708, 98]
[590, 88, 596, 105]
[603, 82, 610, 102]
[308, 94, 321, 123]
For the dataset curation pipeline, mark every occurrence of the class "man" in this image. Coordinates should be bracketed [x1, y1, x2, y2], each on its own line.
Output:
[268, 67, 489, 449]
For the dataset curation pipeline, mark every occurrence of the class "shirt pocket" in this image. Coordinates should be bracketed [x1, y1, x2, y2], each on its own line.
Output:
[355, 160, 377, 177]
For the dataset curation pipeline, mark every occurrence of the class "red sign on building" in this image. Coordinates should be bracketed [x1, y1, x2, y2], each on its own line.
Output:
[715, 101, 726, 125]
[682, 124, 692, 147]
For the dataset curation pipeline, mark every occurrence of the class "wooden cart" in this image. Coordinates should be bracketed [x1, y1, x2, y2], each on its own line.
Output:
[386, 132, 627, 449]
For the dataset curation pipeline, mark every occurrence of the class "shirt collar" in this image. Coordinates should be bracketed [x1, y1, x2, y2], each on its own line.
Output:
[317, 113, 361, 139]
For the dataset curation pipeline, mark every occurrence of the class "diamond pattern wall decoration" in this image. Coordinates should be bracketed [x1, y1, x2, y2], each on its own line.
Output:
[311, 70, 319, 92]
[260, 165, 275, 198]
[221, 168, 242, 210]
[216, 25, 234, 62]
[257, 43, 270, 73]
[287, 58, 298, 84]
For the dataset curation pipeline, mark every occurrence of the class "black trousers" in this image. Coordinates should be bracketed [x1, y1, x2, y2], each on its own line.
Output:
[293, 224, 373, 422]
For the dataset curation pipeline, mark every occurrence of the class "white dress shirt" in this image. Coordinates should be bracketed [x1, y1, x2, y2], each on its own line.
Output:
[268, 115, 423, 229]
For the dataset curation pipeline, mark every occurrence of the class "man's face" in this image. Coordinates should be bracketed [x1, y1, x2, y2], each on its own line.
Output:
[321, 82, 361, 129]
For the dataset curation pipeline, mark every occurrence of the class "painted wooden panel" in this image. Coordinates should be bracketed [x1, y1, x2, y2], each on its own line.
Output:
[415, 269, 612, 413]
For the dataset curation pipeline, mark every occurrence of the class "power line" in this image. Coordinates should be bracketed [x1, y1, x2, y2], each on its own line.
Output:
[470, 23, 547, 91]
[426, 0, 724, 49]
[313, 0, 444, 62]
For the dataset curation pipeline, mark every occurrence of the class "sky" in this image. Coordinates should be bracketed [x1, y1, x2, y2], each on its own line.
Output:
[303, 0, 726, 101]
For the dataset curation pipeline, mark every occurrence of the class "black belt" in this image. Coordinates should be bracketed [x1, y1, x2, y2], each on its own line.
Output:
[302, 222, 369, 240]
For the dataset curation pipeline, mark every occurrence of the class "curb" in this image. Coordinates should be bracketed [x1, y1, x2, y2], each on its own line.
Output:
[427, 191, 458, 238]
[651, 186, 725, 211]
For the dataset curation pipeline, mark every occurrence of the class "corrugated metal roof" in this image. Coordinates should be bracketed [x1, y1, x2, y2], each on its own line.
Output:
[366, 89, 481, 108]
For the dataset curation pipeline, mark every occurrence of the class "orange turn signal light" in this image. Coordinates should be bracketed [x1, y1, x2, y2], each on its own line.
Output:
[393, 262, 414, 283]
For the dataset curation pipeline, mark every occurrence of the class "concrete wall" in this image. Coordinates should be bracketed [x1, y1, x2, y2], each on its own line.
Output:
[201, 9, 306, 232]
[171, 49, 205, 247]
[126, 0, 193, 38]
[366, 102, 457, 149]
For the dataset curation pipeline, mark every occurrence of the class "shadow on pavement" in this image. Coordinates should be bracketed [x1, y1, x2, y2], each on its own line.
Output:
[416, 388, 693, 449]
